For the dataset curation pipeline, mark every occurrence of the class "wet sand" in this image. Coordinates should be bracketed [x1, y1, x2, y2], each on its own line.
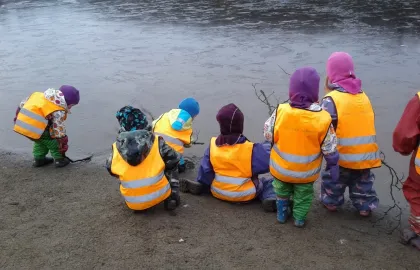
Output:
[0, 151, 418, 270]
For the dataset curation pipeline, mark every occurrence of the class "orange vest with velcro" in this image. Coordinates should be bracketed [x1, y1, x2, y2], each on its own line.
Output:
[270, 103, 331, 184]
[325, 90, 381, 169]
[13, 92, 66, 140]
[110, 136, 171, 210]
[209, 137, 256, 202]
[152, 112, 192, 154]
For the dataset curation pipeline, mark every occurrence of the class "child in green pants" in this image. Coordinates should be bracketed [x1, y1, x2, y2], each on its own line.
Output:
[264, 67, 339, 227]
[13, 86, 80, 168]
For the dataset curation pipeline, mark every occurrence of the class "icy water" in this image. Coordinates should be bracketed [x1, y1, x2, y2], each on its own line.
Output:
[1, 0, 420, 206]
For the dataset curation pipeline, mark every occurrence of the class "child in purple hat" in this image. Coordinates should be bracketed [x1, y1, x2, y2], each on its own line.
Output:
[13, 85, 80, 168]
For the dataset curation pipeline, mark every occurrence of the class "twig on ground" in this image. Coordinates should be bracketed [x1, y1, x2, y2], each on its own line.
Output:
[373, 151, 405, 234]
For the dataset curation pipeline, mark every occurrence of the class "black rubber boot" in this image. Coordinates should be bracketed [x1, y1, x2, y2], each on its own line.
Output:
[262, 198, 277, 212]
[164, 179, 181, 211]
[55, 158, 71, 168]
[32, 157, 54, 167]
[179, 178, 203, 195]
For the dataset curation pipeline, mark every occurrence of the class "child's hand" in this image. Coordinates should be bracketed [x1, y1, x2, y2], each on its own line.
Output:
[184, 143, 192, 148]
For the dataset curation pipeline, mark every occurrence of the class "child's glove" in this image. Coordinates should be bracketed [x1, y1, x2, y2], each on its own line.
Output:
[184, 143, 192, 148]
[56, 136, 69, 155]
[13, 107, 21, 123]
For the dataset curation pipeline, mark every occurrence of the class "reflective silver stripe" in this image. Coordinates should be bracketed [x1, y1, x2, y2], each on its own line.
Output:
[19, 108, 48, 124]
[214, 174, 248, 185]
[415, 157, 420, 167]
[120, 171, 164, 189]
[270, 159, 321, 179]
[211, 185, 256, 199]
[338, 135, 377, 146]
[124, 182, 170, 203]
[273, 144, 320, 164]
[339, 151, 380, 162]
[155, 133, 183, 146]
[14, 119, 45, 135]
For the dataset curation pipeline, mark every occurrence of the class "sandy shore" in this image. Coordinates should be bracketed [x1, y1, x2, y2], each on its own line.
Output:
[0, 151, 418, 270]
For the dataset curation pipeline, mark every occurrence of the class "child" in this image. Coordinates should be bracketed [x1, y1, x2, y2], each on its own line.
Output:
[320, 52, 381, 217]
[180, 103, 277, 212]
[152, 98, 199, 173]
[264, 67, 339, 227]
[106, 106, 181, 211]
[13, 86, 80, 168]
[393, 92, 420, 250]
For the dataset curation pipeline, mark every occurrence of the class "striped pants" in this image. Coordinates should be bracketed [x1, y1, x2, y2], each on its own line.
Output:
[403, 176, 420, 235]
[33, 131, 63, 160]
[272, 179, 314, 220]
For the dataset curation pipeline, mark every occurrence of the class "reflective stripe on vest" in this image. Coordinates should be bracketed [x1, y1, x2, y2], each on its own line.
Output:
[416, 91, 420, 174]
[209, 137, 256, 202]
[110, 136, 171, 210]
[13, 92, 65, 140]
[325, 90, 381, 169]
[123, 183, 170, 204]
[269, 103, 331, 184]
[154, 132, 183, 146]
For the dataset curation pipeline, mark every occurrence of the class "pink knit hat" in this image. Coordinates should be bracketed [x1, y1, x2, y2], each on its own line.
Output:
[326, 52, 362, 94]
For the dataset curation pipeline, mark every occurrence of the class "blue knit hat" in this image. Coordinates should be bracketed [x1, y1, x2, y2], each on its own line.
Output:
[178, 98, 200, 118]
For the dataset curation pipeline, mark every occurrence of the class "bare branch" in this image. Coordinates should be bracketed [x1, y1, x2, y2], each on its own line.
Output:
[373, 151, 405, 235]
[278, 64, 291, 76]
[140, 106, 156, 121]
[192, 130, 205, 145]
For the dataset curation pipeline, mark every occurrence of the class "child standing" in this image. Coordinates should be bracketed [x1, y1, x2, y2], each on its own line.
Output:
[393, 92, 420, 250]
[180, 103, 277, 212]
[13, 86, 80, 168]
[152, 98, 200, 173]
[106, 106, 181, 211]
[264, 67, 339, 227]
[320, 52, 381, 217]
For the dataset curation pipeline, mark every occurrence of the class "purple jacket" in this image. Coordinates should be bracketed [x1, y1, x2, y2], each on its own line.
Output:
[196, 136, 271, 187]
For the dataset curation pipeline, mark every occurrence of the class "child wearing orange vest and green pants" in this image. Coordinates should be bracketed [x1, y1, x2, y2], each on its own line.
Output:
[264, 67, 339, 227]
[152, 98, 200, 173]
[13, 86, 80, 168]
[320, 52, 381, 217]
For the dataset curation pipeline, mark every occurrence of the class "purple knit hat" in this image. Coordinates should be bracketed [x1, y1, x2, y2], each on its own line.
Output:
[289, 67, 320, 109]
[215, 103, 244, 146]
[59, 85, 80, 106]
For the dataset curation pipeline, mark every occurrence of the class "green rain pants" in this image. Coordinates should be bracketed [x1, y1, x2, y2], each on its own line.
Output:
[273, 179, 314, 220]
[33, 130, 63, 160]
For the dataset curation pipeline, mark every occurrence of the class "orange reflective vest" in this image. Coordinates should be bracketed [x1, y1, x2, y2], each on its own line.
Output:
[415, 92, 420, 174]
[325, 90, 381, 169]
[110, 136, 171, 210]
[209, 137, 256, 202]
[152, 113, 193, 154]
[13, 92, 66, 140]
[270, 104, 331, 184]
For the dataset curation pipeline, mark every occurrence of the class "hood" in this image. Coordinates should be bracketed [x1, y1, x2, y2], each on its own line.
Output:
[326, 52, 362, 95]
[289, 67, 320, 109]
[215, 103, 244, 146]
[44, 88, 68, 110]
[115, 130, 155, 166]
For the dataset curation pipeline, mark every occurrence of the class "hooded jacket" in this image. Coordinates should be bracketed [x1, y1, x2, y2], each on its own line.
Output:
[106, 130, 181, 180]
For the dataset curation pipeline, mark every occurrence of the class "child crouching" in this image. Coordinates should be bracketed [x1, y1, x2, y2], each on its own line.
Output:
[152, 98, 200, 173]
[106, 106, 181, 211]
[264, 67, 339, 227]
